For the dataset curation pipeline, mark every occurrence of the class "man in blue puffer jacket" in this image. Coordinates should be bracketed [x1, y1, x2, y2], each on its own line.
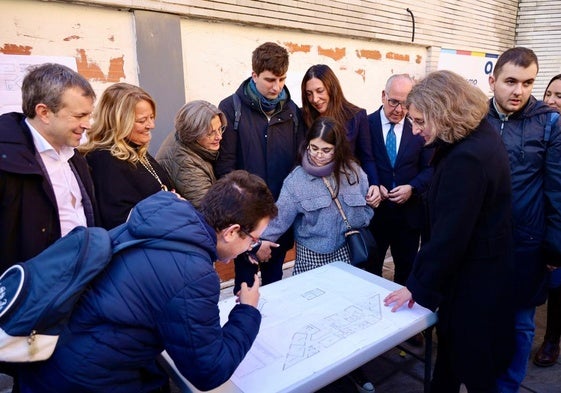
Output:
[17, 170, 278, 393]
[486, 47, 561, 393]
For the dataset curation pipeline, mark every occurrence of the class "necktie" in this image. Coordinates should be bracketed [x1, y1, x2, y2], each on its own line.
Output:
[386, 123, 396, 167]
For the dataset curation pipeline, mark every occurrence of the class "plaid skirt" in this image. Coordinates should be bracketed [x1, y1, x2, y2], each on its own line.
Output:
[292, 242, 351, 275]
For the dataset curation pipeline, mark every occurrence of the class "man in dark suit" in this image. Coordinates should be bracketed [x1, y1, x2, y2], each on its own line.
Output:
[367, 74, 433, 286]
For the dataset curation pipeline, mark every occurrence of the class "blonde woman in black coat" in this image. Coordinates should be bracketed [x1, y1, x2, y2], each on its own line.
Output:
[384, 70, 515, 393]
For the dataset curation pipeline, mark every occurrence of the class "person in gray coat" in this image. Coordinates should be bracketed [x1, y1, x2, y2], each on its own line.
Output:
[259, 116, 373, 274]
[156, 100, 227, 208]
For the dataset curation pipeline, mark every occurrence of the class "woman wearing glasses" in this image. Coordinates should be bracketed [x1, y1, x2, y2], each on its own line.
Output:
[301, 64, 381, 209]
[259, 116, 373, 274]
[156, 100, 227, 208]
[384, 70, 515, 393]
[80, 83, 174, 229]
[259, 116, 374, 393]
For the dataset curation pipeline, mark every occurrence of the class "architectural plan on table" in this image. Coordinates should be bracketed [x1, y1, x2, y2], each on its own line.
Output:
[162, 262, 436, 393]
[219, 263, 433, 393]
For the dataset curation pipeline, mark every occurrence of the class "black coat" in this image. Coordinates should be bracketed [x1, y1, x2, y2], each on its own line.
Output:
[0, 112, 97, 272]
[407, 119, 515, 384]
[85, 149, 173, 230]
[216, 78, 305, 199]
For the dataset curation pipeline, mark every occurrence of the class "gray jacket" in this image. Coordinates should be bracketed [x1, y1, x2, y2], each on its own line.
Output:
[262, 162, 373, 253]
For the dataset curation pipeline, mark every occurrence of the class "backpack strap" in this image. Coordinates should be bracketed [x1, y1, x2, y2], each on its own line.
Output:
[232, 94, 242, 132]
[545, 112, 560, 143]
[232, 93, 299, 133]
[287, 100, 300, 134]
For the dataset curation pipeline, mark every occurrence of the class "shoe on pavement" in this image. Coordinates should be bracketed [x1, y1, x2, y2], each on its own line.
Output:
[533, 339, 560, 367]
[349, 368, 375, 393]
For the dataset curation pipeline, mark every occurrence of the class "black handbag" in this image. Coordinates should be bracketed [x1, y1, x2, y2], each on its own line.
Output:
[322, 177, 376, 267]
[344, 227, 376, 267]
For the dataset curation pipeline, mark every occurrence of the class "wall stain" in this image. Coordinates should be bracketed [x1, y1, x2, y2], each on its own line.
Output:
[0, 44, 32, 55]
[63, 35, 81, 41]
[75, 49, 124, 82]
[355, 68, 366, 82]
[356, 49, 382, 60]
[107, 56, 125, 82]
[416, 55, 422, 64]
[386, 52, 410, 62]
[108, 35, 115, 42]
[318, 46, 345, 61]
[284, 42, 311, 54]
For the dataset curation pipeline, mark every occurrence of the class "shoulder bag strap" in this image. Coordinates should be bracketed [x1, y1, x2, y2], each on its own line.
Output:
[322, 176, 352, 230]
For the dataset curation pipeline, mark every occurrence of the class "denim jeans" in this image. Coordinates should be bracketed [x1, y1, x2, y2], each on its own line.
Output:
[497, 307, 536, 393]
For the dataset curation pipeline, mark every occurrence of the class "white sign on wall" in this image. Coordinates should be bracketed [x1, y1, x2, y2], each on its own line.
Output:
[438, 48, 498, 96]
[0, 54, 77, 115]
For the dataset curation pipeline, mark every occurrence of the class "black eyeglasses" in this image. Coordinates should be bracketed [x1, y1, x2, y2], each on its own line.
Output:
[386, 97, 406, 108]
[240, 229, 261, 250]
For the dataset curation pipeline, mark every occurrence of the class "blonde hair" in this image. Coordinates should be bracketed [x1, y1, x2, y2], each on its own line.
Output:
[406, 70, 488, 144]
[80, 83, 156, 163]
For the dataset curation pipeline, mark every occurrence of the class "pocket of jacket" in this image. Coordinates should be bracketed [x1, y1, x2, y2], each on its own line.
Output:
[300, 195, 332, 212]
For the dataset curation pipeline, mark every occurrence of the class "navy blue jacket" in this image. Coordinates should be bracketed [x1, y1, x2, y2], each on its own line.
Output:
[346, 109, 379, 185]
[216, 78, 305, 199]
[0, 112, 97, 272]
[368, 108, 433, 227]
[487, 97, 561, 305]
[18, 192, 261, 393]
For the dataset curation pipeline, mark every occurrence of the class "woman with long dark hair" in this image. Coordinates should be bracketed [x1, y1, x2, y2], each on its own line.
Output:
[301, 64, 381, 208]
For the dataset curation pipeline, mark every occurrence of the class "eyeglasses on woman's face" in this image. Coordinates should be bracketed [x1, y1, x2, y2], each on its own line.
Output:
[308, 143, 334, 157]
[206, 125, 226, 139]
[406, 115, 426, 131]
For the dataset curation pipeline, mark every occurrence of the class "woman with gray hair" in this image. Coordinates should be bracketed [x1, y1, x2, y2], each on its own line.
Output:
[156, 100, 227, 208]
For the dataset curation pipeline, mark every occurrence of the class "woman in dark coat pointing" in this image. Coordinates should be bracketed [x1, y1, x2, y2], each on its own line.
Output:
[384, 70, 515, 393]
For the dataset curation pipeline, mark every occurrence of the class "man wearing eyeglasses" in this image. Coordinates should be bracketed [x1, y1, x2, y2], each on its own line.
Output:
[367, 74, 434, 307]
[216, 42, 306, 294]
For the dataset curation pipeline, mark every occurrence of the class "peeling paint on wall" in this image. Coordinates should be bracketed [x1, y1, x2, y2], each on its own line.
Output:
[386, 52, 410, 61]
[63, 35, 81, 41]
[355, 68, 366, 82]
[0, 44, 32, 55]
[107, 56, 125, 82]
[416, 55, 422, 64]
[318, 46, 346, 61]
[75, 49, 125, 83]
[356, 49, 382, 60]
[284, 42, 311, 54]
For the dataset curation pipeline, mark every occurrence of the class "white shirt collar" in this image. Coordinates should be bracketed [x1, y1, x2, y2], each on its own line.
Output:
[380, 110, 404, 128]
[26, 118, 75, 161]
